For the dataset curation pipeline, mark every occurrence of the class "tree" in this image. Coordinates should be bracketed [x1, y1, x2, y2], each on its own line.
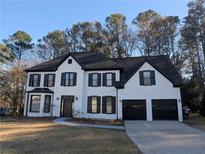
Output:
[179, 0, 205, 84]
[66, 21, 111, 55]
[0, 43, 15, 72]
[181, 78, 203, 112]
[37, 30, 69, 60]
[0, 62, 29, 115]
[105, 13, 136, 57]
[3, 31, 33, 64]
[133, 10, 160, 56]
[0, 43, 15, 63]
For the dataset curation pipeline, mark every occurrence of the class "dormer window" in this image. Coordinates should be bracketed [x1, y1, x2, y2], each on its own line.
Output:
[139, 70, 155, 86]
[68, 59, 72, 64]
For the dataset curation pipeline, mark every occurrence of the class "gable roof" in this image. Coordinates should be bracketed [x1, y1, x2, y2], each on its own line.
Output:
[25, 52, 121, 72]
[25, 52, 182, 87]
[112, 55, 182, 87]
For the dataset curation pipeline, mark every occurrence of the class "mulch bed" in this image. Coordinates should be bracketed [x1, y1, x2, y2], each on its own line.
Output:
[68, 118, 124, 126]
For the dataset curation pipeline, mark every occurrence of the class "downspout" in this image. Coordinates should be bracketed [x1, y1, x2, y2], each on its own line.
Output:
[116, 88, 118, 120]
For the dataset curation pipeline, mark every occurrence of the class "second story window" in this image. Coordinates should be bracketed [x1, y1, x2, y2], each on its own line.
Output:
[29, 74, 41, 87]
[103, 73, 116, 87]
[88, 73, 101, 87]
[44, 74, 55, 87]
[61, 72, 77, 86]
[139, 70, 155, 86]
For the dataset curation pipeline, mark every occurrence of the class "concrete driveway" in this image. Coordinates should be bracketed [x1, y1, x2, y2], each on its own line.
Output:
[125, 121, 205, 154]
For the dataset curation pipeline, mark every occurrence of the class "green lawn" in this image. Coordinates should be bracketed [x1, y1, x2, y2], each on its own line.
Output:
[184, 113, 205, 132]
[0, 117, 139, 154]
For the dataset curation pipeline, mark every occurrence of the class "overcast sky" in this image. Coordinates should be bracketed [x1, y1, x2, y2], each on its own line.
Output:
[0, 0, 189, 43]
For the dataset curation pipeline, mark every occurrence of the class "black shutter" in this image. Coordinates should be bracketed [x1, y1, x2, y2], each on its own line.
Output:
[97, 73, 101, 86]
[102, 96, 106, 113]
[112, 73, 116, 86]
[87, 96, 92, 113]
[88, 74, 92, 86]
[53, 74, 55, 86]
[61, 73, 65, 86]
[97, 96, 101, 113]
[103, 73, 107, 86]
[29, 74, 34, 86]
[139, 71, 144, 85]
[37, 75, 41, 86]
[151, 71, 156, 85]
[73, 73, 77, 86]
[112, 97, 116, 114]
[44, 74, 48, 87]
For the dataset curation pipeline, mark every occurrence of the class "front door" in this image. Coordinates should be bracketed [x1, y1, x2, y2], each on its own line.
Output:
[60, 96, 74, 117]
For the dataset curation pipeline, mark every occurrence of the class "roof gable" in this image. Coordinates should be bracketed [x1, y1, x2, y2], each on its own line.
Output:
[113, 55, 182, 87]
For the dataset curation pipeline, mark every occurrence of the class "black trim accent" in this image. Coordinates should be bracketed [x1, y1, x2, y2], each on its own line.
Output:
[44, 95, 51, 113]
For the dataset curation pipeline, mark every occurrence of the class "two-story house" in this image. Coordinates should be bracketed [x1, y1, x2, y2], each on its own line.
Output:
[24, 52, 183, 121]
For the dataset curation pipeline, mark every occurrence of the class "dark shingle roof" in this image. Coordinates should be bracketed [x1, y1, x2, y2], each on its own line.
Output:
[112, 55, 182, 87]
[27, 88, 54, 93]
[25, 52, 121, 72]
[25, 52, 182, 87]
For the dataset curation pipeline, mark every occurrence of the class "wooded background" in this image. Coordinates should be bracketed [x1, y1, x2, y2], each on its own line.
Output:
[0, 0, 204, 116]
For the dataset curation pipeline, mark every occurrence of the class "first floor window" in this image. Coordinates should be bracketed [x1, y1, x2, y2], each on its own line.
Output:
[44, 95, 51, 113]
[87, 96, 100, 113]
[102, 96, 116, 114]
[30, 95, 40, 112]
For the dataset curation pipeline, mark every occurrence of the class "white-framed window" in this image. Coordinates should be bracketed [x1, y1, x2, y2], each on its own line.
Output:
[30, 95, 41, 112]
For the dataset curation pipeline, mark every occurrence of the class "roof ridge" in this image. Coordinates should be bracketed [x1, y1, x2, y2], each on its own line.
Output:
[111, 55, 168, 60]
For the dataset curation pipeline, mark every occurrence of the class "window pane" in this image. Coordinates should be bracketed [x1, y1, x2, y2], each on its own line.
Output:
[44, 95, 51, 112]
[65, 73, 69, 86]
[48, 75, 54, 86]
[33, 75, 39, 86]
[106, 74, 112, 86]
[30, 95, 40, 112]
[91, 97, 97, 113]
[69, 73, 74, 85]
[143, 72, 151, 85]
[92, 74, 98, 86]
[106, 97, 112, 113]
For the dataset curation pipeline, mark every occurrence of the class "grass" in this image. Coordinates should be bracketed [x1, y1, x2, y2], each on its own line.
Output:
[184, 113, 205, 132]
[0, 117, 138, 154]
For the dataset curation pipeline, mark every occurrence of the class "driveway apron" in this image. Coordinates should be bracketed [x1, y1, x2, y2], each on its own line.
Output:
[125, 121, 205, 154]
